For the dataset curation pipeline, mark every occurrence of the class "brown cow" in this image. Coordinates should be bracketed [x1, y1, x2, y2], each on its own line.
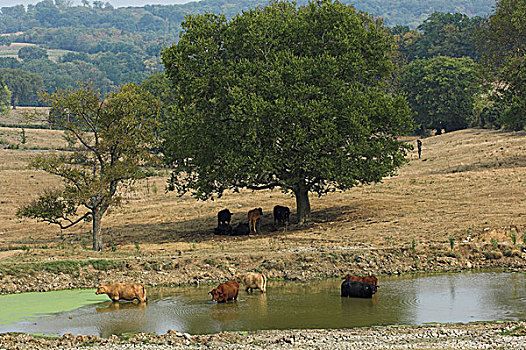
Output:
[248, 208, 263, 233]
[235, 272, 267, 293]
[342, 274, 379, 287]
[209, 280, 239, 303]
[95, 282, 147, 302]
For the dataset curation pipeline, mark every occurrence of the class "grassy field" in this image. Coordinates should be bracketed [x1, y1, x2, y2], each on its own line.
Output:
[0, 125, 524, 265]
[0, 43, 75, 63]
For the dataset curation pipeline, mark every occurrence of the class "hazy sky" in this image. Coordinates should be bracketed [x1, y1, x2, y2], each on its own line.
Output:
[0, 0, 197, 7]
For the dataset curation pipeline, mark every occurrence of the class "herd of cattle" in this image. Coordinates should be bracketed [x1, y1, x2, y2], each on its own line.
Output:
[214, 205, 291, 236]
[95, 272, 379, 304]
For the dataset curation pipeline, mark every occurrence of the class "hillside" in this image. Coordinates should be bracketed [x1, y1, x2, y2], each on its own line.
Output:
[0, 0, 495, 106]
[0, 125, 524, 292]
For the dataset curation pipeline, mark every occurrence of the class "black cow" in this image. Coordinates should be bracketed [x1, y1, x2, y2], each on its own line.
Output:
[214, 223, 232, 235]
[341, 281, 377, 298]
[232, 222, 250, 236]
[218, 209, 233, 226]
[273, 205, 290, 226]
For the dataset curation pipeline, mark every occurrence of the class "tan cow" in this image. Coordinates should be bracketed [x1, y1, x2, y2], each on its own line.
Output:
[235, 272, 267, 293]
[95, 282, 147, 302]
[248, 208, 263, 233]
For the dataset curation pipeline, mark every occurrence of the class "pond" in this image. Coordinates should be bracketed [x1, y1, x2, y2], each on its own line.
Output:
[0, 271, 524, 337]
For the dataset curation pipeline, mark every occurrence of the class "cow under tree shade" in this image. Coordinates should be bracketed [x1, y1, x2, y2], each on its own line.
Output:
[218, 209, 232, 226]
[248, 208, 263, 233]
[273, 205, 290, 226]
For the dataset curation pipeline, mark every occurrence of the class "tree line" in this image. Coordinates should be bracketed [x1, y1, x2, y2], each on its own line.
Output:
[0, 0, 494, 107]
[13, 0, 524, 251]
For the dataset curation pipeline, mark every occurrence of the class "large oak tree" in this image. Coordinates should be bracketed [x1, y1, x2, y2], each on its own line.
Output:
[162, 0, 412, 224]
[17, 82, 161, 250]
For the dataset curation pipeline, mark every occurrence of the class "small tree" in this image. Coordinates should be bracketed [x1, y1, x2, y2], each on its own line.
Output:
[494, 54, 526, 131]
[162, 0, 413, 224]
[0, 81, 11, 116]
[17, 82, 161, 251]
[400, 56, 480, 134]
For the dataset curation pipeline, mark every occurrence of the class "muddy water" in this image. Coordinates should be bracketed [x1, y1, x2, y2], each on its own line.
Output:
[0, 272, 524, 337]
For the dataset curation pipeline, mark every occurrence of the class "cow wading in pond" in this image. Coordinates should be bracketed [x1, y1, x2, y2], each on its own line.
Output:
[209, 280, 239, 303]
[235, 272, 267, 293]
[342, 274, 379, 287]
[96, 282, 147, 302]
[341, 280, 377, 298]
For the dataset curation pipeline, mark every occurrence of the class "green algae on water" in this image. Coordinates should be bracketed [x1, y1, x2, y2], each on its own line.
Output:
[0, 289, 108, 325]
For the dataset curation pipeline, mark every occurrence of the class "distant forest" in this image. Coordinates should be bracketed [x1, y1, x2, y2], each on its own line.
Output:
[0, 0, 496, 105]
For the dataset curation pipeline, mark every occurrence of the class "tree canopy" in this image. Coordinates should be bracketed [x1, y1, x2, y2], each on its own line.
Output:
[17, 83, 162, 251]
[162, 0, 413, 223]
[0, 68, 44, 108]
[400, 56, 480, 134]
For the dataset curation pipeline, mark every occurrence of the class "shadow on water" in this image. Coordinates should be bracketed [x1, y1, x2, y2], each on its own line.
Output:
[0, 272, 524, 337]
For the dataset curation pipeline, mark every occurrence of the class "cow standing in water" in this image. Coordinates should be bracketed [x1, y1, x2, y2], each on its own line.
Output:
[342, 274, 379, 287]
[341, 281, 377, 298]
[96, 283, 147, 302]
[235, 272, 267, 293]
[209, 280, 239, 303]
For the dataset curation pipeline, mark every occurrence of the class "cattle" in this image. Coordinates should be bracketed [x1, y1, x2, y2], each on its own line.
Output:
[218, 209, 233, 226]
[248, 208, 263, 233]
[273, 205, 290, 226]
[341, 281, 377, 298]
[95, 282, 147, 302]
[214, 222, 232, 235]
[342, 274, 379, 287]
[232, 222, 250, 236]
[209, 280, 239, 303]
[235, 272, 267, 293]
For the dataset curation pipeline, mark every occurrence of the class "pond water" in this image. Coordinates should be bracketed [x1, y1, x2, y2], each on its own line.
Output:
[0, 272, 524, 337]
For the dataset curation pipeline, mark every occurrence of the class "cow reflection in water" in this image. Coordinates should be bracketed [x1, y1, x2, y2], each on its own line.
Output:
[211, 301, 240, 322]
[95, 301, 148, 338]
[96, 301, 147, 313]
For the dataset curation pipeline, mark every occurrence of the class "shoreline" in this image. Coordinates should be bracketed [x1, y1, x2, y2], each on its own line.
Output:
[0, 321, 524, 349]
[1, 242, 525, 294]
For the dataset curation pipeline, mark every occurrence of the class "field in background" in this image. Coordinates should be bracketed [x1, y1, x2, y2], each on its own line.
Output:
[0, 43, 75, 63]
[0, 123, 524, 264]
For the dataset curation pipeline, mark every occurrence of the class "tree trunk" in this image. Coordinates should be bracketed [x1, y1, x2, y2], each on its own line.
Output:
[294, 185, 311, 225]
[92, 209, 104, 251]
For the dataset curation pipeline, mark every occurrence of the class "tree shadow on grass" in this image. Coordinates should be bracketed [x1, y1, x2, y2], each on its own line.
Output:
[99, 204, 364, 246]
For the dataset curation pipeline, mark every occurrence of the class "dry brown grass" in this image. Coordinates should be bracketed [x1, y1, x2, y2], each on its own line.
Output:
[0, 128, 525, 261]
[1, 107, 50, 126]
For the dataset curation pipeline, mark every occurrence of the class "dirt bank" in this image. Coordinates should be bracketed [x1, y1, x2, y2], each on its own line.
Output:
[0, 241, 524, 294]
[1, 321, 524, 349]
